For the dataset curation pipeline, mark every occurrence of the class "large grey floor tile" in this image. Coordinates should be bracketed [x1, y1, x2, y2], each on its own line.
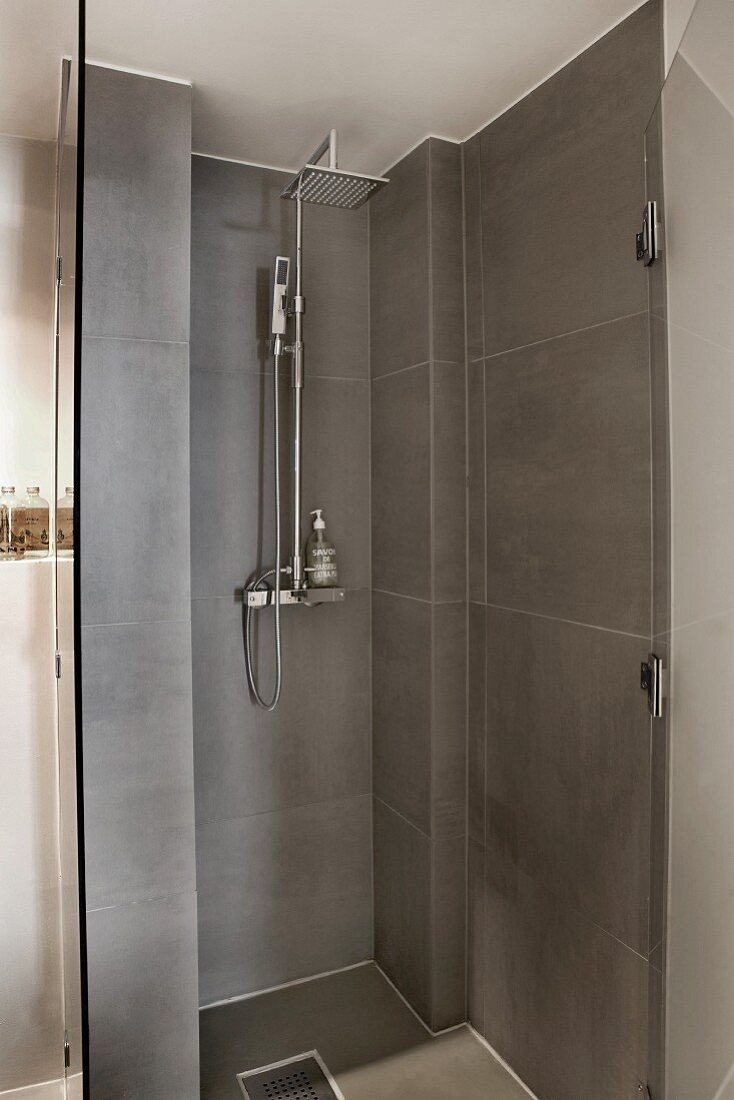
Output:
[481, 846, 648, 1100]
[200, 964, 530, 1100]
[431, 601, 467, 839]
[191, 156, 294, 375]
[371, 364, 431, 600]
[479, 0, 661, 354]
[82, 620, 195, 910]
[372, 591, 431, 834]
[485, 314, 651, 634]
[429, 139, 464, 364]
[192, 590, 370, 825]
[83, 66, 191, 342]
[485, 606, 650, 954]
[302, 201, 369, 379]
[370, 142, 430, 378]
[87, 892, 199, 1100]
[191, 371, 369, 597]
[373, 798, 431, 1023]
[196, 795, 372, 1004]
[432, 361, 466, 604]
[80, 337, 191, 625]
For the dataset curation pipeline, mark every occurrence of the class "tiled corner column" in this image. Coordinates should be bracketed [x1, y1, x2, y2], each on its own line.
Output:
[370, 138, 467, 1031]
[80, 66, 199, 1098]
[464, 5, 663, 1099]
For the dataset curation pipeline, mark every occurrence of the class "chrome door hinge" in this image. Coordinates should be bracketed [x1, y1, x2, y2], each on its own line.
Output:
[636, 200, 660, 266]
[64, 1031, 70, 1069]
[637, 1082, 652, 1099]
[640, 653, 664, 718]
[56, 255, 63, 284]
[55, 652, 62, 679]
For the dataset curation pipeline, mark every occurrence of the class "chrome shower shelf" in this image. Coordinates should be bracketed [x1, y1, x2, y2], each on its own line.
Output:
[246, 587, 346, 608]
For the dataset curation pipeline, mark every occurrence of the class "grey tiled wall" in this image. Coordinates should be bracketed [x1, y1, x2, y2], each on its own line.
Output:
[465, 3, 664, 1098]
[81, 66, 199, 1097]
[370, 137, 467, 1032]
[190, 155, 373, 1005]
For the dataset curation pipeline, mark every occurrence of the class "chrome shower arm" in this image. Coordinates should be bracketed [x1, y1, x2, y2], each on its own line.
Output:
[305, 128, 338, 170]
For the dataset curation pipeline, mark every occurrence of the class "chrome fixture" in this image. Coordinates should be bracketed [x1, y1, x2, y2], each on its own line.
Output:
[281, 129, 389, 209]
[244, 131, 388, 710]
[636, 199, 660, 266]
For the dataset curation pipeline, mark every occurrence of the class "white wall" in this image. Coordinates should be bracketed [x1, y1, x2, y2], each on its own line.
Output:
[665, 0, 698, 67]
[0, 134, 64, 1093]
[662, 2, 734, 1095]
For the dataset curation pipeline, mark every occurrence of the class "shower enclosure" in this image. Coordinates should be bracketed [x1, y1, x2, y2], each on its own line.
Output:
[67, 0, 734, 1097]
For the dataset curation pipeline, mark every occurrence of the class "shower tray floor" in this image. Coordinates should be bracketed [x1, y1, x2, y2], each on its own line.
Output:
[199, 963, 531, 1100]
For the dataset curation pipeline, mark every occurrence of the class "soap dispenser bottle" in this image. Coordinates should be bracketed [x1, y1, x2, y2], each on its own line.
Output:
[305, 509, 338, 588]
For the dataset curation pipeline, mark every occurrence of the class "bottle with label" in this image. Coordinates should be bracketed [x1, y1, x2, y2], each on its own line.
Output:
[23, 487, 50, 558]
[0, 487, 26, 560]
[304, 509, 338, 588]
[57, 487, 74, 558]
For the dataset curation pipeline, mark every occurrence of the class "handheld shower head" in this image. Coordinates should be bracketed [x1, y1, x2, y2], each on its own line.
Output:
[271, 255, 290, 336]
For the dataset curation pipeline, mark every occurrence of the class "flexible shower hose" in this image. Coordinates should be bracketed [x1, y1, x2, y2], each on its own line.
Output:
[244, 349, 283, 711]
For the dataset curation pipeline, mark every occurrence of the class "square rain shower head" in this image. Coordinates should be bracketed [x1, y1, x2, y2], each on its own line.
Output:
[281, 163, 389, 209]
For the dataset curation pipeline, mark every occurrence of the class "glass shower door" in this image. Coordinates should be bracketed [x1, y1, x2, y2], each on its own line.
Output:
[55, 47, 84, 1098]
[646, 2, 734, 1095]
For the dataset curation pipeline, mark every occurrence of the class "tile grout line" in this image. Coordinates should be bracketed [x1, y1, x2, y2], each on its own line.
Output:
[198, 960, 373, 1011]
[480, 600, 652, 640]
[196, 790, 373, 830]
[470, 308, 649, 364]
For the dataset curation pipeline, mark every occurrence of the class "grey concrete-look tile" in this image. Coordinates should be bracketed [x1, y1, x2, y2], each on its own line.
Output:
[80, 337, 191, 625]
[191, 370, 369, 598]
[650, 313, 670, 638]
[485, 313, 652, 635]
[83, 66, 191, 342]
[87, 892, 200, 1100]
[196, 795, 372, 1004]
[370, 142, 429, 377]
[372, 591, 431, 834]
[373, 797, 431, 1024]
[468, 603, 486, 847]
[479, 0, 662, 354]
[485, 607, 650, 954]
[431, 601, 467, 839]
[429, 139, 464, 364]
[467, 838, 485, 1033]
[191, 156, 293, 375]
[481, 846, 648, 1100]
[371, 364, 431, 600]
[82, 620, 195, 910]
[431, 833, 467, 1031]
[468, 360, 486, 604]
[302, 201, 369, 379]
[302, 378, 370, 589]
[200, 963, 530, 1100]
[463, 135, 484, 363]
[192, 590, 370, 824]
[432, 361, 466, 604]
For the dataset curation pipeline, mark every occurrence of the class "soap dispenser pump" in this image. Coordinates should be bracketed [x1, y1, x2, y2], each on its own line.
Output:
[305, 509, 338, 588]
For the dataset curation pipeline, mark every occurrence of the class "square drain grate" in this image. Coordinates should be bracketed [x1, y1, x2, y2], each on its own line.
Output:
[238, 1052, 345, 1100]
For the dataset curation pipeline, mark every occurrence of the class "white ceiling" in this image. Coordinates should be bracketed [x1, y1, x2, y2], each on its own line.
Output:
[6, 0, 647, 172]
